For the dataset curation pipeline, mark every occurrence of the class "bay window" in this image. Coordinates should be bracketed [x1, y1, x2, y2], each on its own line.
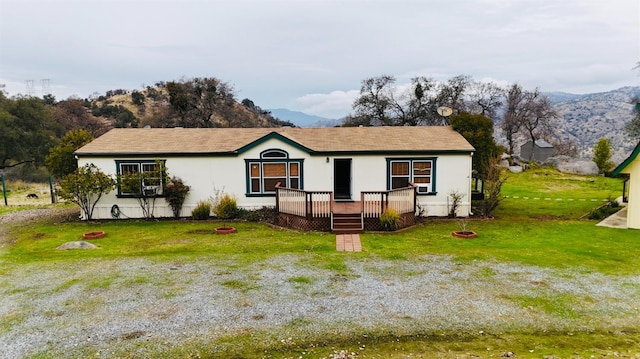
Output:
[246, 149, 303, 195]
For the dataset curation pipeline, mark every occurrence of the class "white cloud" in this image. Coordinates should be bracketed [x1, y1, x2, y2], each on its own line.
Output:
[294, 90, 360, 119]
[1, 0, 638, 111]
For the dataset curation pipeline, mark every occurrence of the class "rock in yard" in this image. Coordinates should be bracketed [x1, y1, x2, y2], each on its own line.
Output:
[544, 156, 599, 175]
[508, 165, 523, 173]
[57, 241, 99, 250]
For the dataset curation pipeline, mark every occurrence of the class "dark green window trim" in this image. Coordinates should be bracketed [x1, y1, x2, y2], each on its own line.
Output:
[245, 149, 304, 196]
[115, 159, 166, 197]
[386, 157, 437, 195]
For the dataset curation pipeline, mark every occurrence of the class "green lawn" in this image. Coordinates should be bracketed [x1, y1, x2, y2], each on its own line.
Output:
[1, 167, 639, 358]
[496, 166, 622, 218]
[5, 209, 638, 276]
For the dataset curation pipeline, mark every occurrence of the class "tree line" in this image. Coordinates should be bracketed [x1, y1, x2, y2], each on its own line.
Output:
[346, 75, 563, 154]
[0, 77, 290, 182]
[2, 73, 638, 184]
[346, 74, 639, 168]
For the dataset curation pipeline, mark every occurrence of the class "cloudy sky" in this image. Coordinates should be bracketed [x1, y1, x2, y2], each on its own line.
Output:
[1, 0, 638, 118]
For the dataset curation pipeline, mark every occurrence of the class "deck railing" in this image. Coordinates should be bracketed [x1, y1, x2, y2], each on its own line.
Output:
[276, 183, 416, 219]
[361, 186, 416, 218]
[275, 184, 332, 218]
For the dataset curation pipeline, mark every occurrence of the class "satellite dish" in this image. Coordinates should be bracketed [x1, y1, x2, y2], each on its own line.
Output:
[437, 106, 453, 117]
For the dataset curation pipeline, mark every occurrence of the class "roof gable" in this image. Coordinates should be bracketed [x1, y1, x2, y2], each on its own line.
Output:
[613, 141, 640, 176]
[235, 131, 314, 154]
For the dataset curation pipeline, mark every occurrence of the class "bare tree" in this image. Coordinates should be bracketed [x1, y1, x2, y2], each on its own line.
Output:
[520, 89, 558, 161]
[348, 74, 509, 128]
[349, 74, 479, 126]
[50, 99, 109, 137]
[408, 76, 443, 125]
[434, 75, 472, 115]
[350, 75, 398, 126]
[551, 138, 580, 157]
[501, 84, 526, 155]
[467, 81, 504, 121]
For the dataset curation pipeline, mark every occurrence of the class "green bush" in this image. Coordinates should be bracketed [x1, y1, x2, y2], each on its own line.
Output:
[380, 208, 400, 231]
[587, 201, 621, 220]
[191, 201, 211, 220]
[214, 194, 238, 219]
[163, 176, 190, 218]
[238, 206, 278, 223]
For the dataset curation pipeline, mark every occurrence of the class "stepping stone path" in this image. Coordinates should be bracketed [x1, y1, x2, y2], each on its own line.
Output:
[336, 234, 362, 252]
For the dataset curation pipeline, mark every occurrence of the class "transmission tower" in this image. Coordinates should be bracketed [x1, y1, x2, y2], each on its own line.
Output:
[41, 79, 51, 96]
[25, 80, 35, 96]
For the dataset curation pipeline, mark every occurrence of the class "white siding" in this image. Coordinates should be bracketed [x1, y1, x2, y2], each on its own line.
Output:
[78, 138, 472, 219]
[621, 159, 640, 229]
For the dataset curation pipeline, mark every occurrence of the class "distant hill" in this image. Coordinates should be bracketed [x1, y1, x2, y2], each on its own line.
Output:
[546, 86, 640, 161]
[87, 83, 639, 162]
[268, 108, 342, 127]
[89, 83, 292, 129]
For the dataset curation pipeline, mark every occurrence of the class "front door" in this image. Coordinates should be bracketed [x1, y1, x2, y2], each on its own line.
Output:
[334, 159, 352, 200]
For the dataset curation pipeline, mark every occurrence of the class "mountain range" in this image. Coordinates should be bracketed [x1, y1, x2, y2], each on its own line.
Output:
[547, 86, 639, 161]
[267, 108, 342, 127]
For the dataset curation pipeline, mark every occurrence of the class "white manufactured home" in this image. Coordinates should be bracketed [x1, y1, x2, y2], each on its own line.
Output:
[75, 126, 475, 231]
[612, 141, 640, 230]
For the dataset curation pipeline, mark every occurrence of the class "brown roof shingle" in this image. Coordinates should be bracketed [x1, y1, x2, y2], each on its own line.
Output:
[75, 126, 474, 155]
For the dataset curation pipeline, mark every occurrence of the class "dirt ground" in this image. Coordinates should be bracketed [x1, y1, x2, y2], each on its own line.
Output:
[1, 182, 55, 206]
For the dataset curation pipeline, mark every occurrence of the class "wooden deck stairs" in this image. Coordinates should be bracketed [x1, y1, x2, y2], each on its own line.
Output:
[332, 201, 363, 234]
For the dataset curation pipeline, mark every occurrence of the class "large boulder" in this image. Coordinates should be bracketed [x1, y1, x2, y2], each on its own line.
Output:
[544, 156, 599, 175]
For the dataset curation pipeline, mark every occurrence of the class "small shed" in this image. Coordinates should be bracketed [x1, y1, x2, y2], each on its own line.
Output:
[520, 140, 554, 162]
[612, 142, 640, 229]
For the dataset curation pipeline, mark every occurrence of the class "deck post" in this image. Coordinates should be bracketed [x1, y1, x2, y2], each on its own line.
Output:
[413, 185, 417, 214]
[274, 182, 281, 213]
[382, 192, 387, 213]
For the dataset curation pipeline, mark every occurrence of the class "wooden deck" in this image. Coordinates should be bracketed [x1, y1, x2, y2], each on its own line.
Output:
[276, 190, 417, 232]
[332, 201, 362, 214]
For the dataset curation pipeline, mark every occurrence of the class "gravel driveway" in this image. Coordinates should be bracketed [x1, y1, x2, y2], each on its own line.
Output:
[1, 209, 640, 358]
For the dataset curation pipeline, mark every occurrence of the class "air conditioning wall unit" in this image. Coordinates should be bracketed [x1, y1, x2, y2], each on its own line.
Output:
[143, 185, 160, 196]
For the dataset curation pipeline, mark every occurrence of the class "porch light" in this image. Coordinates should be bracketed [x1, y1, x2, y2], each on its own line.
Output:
[326, 157, 329, 163]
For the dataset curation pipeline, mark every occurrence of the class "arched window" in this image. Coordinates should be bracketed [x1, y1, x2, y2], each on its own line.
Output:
[260, 149, 288, 158]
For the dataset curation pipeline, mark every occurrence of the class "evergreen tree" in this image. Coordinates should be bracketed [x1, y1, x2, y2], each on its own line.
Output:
[450, 112, 498, 180]
[592, 138, 614, 174]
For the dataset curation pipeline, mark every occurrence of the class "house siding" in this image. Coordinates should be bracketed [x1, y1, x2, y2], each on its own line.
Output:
[620, 159, 640, 229]
[76, 129, 474, 220]
[79, 150, 473, 220]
